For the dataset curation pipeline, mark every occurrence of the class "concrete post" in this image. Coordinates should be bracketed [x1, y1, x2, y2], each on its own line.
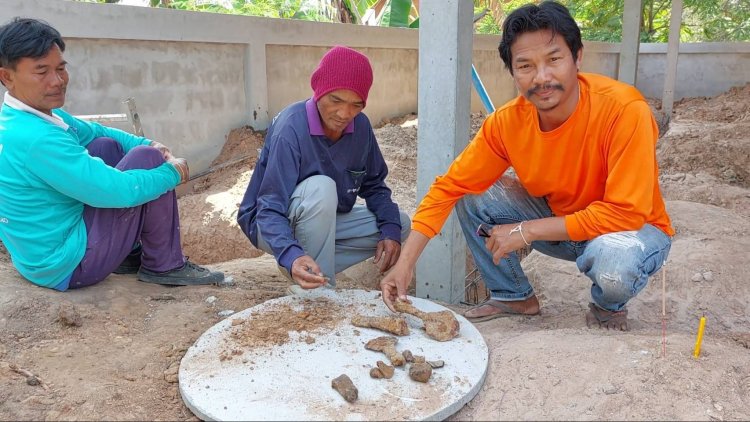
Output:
[416, 0, 474, 303]
[662, 0, 683, 118]
[244, 42, 270, 130]
[618, 0, 643, 85]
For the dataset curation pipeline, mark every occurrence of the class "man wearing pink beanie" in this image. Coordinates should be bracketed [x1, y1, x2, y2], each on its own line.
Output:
[238, 46, 409, 289]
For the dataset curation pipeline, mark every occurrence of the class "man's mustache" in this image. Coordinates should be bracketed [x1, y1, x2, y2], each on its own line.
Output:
[46, 86, 67, 96]
[527, 83, 564, 97]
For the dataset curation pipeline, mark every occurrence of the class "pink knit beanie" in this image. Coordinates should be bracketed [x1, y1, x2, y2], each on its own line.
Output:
[311, 45, 373, 106]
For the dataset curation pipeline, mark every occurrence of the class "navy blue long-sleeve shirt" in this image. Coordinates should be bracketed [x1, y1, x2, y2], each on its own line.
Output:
[237, 98, 401, 272]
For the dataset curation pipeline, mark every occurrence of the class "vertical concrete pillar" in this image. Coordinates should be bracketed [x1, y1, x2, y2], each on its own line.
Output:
[662, 0, 683, 118]
[415, 0, 474, 303]
[618, 0, 643, 85]
[244, 42, 270, 130]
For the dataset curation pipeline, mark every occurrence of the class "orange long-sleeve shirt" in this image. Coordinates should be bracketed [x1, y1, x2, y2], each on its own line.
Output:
[412, 73, 674, 241]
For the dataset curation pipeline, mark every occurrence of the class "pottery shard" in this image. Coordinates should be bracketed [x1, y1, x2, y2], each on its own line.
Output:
[409, 362, 433, 383]
[331, 374, 358, 403]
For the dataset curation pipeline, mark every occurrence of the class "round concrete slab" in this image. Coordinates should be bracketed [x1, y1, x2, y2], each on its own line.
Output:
[179, 288, 488, 421]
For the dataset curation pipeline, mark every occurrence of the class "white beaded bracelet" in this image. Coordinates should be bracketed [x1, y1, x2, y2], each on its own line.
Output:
[508, 221, 531, 246]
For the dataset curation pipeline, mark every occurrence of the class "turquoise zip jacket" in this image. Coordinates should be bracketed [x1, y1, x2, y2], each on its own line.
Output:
[0, 94, 180, 289]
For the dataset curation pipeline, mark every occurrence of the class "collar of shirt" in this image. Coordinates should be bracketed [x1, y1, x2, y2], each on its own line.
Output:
[3, 92, 69, 130]
[305, 97, 354, 137]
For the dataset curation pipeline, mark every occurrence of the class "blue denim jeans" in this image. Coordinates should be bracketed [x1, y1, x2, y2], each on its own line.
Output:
[455, 175, 672, 312]
[256, 175, 411, 286]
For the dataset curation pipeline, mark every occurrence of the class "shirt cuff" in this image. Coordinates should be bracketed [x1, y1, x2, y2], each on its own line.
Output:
[564, 214, 588, 241]
[411, 221, 438, 238]
[278, 245, 305, 273]
[379, 223, 402, 244]
[162, 162, 181, 186]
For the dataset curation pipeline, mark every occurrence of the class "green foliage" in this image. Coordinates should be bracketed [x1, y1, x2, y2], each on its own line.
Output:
[139, 0, 339, 21]
[341, 0, 379, 21]
[379, 0, 412, 27]
[561, 0, 750, 42]
[681, 0, 750, 42]
[563, 0, 622, 42]
[475, 13, 500, 35]
[74, 0, 750, 41]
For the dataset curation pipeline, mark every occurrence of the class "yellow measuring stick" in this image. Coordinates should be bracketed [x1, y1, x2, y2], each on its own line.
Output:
[693, 315, 707, 359]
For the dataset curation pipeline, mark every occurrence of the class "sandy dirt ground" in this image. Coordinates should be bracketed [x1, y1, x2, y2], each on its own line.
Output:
[1, 84, 749, 421]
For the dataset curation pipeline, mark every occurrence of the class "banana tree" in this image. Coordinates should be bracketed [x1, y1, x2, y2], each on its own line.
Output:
[343, 0, 418, 27]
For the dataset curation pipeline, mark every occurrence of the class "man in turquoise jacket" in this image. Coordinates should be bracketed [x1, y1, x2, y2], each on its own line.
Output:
[0, 18, 224, 290]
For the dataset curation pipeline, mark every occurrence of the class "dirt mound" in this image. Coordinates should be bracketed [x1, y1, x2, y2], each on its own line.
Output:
[672, 83, 750, 123]
[177, 126, 266, 264]
[213, 125, 265, 165]
[657, 120, 750, 188]
[376, 121, 419, 216]
[655, 83, 750, 218]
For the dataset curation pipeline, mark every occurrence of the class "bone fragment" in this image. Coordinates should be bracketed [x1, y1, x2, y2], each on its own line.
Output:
[369, 360, 395, 379]
[351, 314, 409, 336]
[409, 362, 433, 383]
[394, 300, 460, 342]
[365, 336, 405, 367]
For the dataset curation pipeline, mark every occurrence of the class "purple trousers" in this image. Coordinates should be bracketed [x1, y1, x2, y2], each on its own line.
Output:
[68, 137, 185, 289]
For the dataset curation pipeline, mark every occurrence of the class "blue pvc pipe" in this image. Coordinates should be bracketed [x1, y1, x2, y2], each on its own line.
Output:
[471, 64, 495, 113]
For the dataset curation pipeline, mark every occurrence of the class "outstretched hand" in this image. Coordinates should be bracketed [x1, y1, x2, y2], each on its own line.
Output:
[290, 255, 329, 289]
[379, 263, 412, 312]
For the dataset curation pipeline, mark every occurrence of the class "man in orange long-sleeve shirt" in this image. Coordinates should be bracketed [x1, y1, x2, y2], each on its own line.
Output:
[380, 1, 674, 331]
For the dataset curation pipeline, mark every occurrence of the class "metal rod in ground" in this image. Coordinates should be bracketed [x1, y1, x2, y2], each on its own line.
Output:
[662, 263, 667, 357]
[187, 153, 255, 182]
[123, 97, 144, 137]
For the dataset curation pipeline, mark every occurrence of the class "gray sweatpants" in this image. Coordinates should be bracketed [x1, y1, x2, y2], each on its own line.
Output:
[256, 175, 410, 285]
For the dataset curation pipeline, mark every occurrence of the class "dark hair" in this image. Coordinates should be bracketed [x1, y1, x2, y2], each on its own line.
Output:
[0, 17, 65, 70]
[498, 1, 582, 75]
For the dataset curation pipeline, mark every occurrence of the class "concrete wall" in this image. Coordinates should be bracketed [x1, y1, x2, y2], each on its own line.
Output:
[62, 38, 246, 166]
[1, 0, 748, 172]
[637, 43, 750, 99]
[266, 45, 418, 126]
